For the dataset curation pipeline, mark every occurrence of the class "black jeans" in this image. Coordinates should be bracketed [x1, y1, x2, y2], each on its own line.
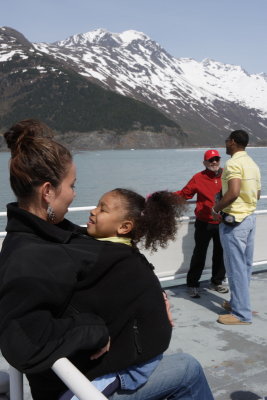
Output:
[187, 219, 225, 287]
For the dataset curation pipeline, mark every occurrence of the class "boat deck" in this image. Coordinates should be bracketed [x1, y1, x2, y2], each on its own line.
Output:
[1, 270, 267, 399]
[166, 270, 267, 400]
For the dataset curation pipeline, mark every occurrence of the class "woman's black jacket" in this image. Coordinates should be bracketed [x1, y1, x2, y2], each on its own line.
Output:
[0, 203, 172, 400]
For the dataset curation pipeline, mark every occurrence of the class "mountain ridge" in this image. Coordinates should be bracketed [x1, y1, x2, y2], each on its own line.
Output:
[33, 27, 267, 145]
[1, 26, 267, 147]
[0, 26, 186, 150]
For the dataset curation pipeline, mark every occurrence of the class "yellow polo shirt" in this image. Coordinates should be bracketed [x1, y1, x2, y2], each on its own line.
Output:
[222, 151, 261, 222]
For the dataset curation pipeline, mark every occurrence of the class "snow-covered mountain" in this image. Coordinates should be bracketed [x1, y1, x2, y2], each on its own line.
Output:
[0, 27, 187, 149]
[1, 26, 267, 145]
[32, 28, 267, 144]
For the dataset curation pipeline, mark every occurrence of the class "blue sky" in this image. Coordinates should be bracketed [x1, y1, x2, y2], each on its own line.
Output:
[1, 0, 266, 74]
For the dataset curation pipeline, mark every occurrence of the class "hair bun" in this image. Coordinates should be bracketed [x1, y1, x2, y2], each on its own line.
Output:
[4, 119, 53, 154]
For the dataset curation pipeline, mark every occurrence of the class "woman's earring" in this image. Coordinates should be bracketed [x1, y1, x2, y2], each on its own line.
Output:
[47, 205, 56, 223]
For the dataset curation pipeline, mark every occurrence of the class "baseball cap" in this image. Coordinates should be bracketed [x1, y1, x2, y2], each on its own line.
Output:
[204, 149, 220, 161]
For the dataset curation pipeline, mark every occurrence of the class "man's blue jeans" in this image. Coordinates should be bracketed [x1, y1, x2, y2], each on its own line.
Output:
[109, 353, 214, 400]
[219, 214, 256, 322]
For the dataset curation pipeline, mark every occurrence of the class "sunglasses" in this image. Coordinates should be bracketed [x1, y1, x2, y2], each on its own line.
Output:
[207, 156, 220, 163]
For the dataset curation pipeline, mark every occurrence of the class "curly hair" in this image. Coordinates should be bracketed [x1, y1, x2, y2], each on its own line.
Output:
[111, 188, 186, 252]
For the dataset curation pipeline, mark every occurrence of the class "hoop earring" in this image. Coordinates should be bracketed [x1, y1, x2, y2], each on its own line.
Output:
[47, 205, 56, 223]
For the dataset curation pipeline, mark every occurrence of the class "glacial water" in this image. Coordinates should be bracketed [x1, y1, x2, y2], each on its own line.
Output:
[1, 147, 266, 230]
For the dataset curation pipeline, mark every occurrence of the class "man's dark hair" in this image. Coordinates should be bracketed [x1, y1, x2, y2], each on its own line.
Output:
[229, 130, 249, 148]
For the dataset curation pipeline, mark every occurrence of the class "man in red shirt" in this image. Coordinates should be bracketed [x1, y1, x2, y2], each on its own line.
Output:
[175, 150, 228, 298]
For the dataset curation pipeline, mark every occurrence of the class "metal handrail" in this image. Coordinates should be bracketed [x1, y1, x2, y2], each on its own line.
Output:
[9, 367, 23, 400]
[52, 358, 107, 400]
[1, 197, 267, 237]
[8, 358, 108, 400]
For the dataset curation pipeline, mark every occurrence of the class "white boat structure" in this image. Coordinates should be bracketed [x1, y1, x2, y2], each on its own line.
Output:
[1, 197, 267, 400]
[143, 196, 267, 286]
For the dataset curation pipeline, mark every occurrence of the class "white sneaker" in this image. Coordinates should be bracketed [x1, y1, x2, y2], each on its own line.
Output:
[210, 283, 229, 293]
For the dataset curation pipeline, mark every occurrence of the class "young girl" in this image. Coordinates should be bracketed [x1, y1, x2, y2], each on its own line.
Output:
[61, 188, 187, 399]
[87, 188, 184, 251]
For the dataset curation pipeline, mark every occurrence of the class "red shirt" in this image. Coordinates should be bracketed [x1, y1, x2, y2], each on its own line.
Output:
[174, 168, 222, 224]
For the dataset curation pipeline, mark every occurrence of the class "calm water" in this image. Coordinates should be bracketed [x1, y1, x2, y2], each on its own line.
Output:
[1, 147, 266, 230]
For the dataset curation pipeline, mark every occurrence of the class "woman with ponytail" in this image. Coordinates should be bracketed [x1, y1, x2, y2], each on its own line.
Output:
[0, 119, 214, 400]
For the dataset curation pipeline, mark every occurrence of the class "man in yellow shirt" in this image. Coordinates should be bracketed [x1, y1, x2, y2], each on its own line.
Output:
[212, 130, 261, 325]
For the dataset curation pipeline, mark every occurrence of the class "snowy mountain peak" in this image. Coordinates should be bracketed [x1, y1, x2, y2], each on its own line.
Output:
[33, 27, 267, 120]
[74, 28, 112, 45]
[83, 28, 108, 41]
[0, 26, 35, 62]
[55, 28, 151, 49]
[0, 26, 32, 48]
[84, 29, 149, 45]
[201, 58, 249, 75]
[118, 30, 149, 44]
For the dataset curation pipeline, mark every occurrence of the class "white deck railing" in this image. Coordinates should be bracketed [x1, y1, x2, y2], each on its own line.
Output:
[52, 358, 108, 400]
[0, 206, 97, 237]
[7, 358, 108, 400]
[1, 196, 267, 237]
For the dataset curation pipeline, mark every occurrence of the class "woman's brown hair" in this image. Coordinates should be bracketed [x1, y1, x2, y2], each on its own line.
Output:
[4, 119, 72, 201]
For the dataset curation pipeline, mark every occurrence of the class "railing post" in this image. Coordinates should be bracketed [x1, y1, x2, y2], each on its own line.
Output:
[9, 366, 23, 400]
[52, 358, 108, 400]
[0, 371, 9, 399]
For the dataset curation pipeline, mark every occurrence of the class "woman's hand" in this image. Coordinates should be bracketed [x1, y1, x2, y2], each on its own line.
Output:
[163, 292, 175, 327]
[90, 337, 111, 360]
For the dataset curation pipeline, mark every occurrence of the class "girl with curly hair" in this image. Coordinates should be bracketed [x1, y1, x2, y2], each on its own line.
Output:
[87, 188, 184, 252]
[60, 188, 187, 399]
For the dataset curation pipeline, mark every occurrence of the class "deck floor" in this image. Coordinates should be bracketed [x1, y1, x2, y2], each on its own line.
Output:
[1, 271, 267, 400]
[166, 270, 267, 400]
